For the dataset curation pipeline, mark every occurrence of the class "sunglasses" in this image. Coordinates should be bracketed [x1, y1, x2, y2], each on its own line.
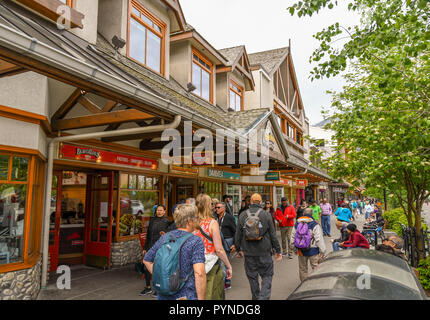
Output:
[215, 206, 223, 209]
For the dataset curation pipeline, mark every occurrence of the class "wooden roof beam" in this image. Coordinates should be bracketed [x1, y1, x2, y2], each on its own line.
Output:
[51, 88, 84, 121]
[52, 109, 155, 131]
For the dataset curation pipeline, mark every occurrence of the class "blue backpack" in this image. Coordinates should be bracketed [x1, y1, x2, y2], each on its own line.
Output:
[152, 232, 193, 296]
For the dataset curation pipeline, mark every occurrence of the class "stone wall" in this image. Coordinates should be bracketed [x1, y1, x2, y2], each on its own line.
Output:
[0, 258, 42, 300]
[111, 239, 143, 267]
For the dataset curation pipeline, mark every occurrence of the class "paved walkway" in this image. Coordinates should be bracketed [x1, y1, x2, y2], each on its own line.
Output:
[38, 213, 365, 300]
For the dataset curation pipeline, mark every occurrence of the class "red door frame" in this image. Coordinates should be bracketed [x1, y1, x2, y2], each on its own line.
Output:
[83, 171, 114, 267]
[48, 171, 62, 272]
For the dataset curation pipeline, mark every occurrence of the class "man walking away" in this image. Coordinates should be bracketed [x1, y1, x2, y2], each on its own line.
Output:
[364, 201, 373, 221]
[320, 198, 332, 237]
[275, 197, 297, 258]
[232, 193, 282, 300]
[291, 208, 326, 282]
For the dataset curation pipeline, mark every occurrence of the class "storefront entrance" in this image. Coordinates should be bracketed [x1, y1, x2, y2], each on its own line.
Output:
[49, 170, 115, 272]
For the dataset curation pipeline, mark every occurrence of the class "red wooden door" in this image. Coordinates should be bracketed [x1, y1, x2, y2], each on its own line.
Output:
[83, 172, 113, 269]
[48, 171, 62, 272]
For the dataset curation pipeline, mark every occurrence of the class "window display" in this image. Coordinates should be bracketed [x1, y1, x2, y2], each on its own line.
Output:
[242, 185, 271, 203]
[119, 173, 160, 237]
[0, 155, 29, 265]
[201, 181, 222, 202]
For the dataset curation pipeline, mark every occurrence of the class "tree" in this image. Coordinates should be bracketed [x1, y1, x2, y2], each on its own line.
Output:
[289, 0, 430, 260]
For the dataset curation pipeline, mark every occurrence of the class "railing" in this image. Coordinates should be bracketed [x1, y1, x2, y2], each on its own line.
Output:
[399, 223, 430, 267]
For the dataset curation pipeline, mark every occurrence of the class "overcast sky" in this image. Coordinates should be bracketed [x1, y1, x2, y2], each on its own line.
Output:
[179, 0, 361, 126]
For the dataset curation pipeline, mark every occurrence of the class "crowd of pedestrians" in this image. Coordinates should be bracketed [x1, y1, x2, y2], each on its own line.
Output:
[139, 194, 387, 300]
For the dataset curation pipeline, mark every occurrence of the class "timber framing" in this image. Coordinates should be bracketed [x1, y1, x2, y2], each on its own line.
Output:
[52, 109, 155, 131]
[0, 46, 172, 120]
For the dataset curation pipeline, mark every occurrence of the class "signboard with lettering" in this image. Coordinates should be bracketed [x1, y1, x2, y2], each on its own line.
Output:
[59, 144, 158, 169]
[295, 179, 308, 187]
[265, 171, 281, 181]
[206, 169, 240, 181]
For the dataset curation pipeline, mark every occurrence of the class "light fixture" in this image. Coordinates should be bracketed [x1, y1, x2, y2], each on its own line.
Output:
[187, 82, 197, 92]
[112, 35, 126, 51]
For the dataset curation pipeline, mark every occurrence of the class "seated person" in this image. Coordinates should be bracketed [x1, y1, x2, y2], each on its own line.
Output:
[331, 221, 350, 251]
[339, 224, 370, 249]
[376, 235, 407, 261]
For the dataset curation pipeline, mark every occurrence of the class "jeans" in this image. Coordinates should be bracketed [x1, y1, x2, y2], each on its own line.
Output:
[332, 242, 340, 251]
[244, 255, 274, 300]
[224, 237, 234, 285]
[321, 215, 331, 235]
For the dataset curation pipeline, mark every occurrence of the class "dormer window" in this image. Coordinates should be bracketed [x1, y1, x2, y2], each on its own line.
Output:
[229, 80, 243, 111]
[128, 0, 165, 75]
[191, 48, 213, 102]
[59, 0, 73, 6]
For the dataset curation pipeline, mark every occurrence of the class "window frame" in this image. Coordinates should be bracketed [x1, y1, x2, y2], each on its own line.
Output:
[59, 0, 73, 7]
[127, 0, 166, 76]
[191, 47, 214, 103]
[229, 79, 244, 112]
[0, 152, 45, 273]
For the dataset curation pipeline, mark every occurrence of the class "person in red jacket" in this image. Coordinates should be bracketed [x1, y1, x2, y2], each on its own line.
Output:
[275, 197, 297, 259]
[340, 224, 370, 249]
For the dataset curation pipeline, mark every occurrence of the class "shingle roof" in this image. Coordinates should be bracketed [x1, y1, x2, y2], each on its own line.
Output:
[248, 47, 289, 74]
[218, 46, 244, 66]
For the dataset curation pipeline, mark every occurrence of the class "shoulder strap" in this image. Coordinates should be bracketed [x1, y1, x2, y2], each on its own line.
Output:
[199, 226, 213, 242]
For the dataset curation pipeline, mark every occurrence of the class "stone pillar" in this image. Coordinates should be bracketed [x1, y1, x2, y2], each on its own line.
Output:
[111, 238, 144, 268]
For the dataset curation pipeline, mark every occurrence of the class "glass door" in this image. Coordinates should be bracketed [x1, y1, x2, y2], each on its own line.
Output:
[227, 185, 241, 216]
[84, 172, 113, 269]
[48, 171, 62, 272]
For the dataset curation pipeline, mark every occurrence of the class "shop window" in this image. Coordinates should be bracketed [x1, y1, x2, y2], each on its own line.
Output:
[119, 173, 160, 238]
[0, 154, 44, 268]
[128, 0, 165, 74]
[201, 181, 222, 202]
[242, 185, 271, 203]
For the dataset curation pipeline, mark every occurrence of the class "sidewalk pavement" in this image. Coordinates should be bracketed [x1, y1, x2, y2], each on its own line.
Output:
[38, 213, 365, 300]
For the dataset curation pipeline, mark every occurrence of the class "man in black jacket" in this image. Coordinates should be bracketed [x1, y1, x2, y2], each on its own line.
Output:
[232, 193, 282, 300]
[223, 194, 233, 216]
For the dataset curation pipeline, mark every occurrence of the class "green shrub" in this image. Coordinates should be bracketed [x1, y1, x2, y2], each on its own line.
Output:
[383, 208, 428, 236]
[383, 208, 410, 236]
[417, 256, 430, 290]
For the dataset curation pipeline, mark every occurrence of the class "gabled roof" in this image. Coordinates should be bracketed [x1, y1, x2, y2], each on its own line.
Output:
[160, 0, 186, 32]
[218, 46, 245, 66]
[217, 45, 255, 90]
[248, 47, 289, 75]
[171, 24, 228, 65]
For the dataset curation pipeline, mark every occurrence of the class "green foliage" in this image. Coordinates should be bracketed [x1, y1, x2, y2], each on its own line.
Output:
[417, 256, 430, 290]
[383, 208, 428, 235]
[288, 0, 430, 235]
[383, 208, 410, 236]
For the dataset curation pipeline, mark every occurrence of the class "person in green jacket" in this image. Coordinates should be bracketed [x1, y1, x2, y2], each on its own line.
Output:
[309, 200, 322, 223]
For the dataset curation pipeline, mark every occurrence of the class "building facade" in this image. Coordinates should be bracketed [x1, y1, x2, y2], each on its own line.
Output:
[0, 0, 331, 299]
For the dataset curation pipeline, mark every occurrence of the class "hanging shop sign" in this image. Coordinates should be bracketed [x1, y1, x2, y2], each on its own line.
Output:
[265, 171, 281, 181]
[333, 187, 346, 193]
[59, 144, 158, 169]
[206, 168, 240, 181]
[170, 165, 198, 175]
[190, 151, 214, 166]
[275, 178, 290, 186]
[295, 179, 308, 187]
